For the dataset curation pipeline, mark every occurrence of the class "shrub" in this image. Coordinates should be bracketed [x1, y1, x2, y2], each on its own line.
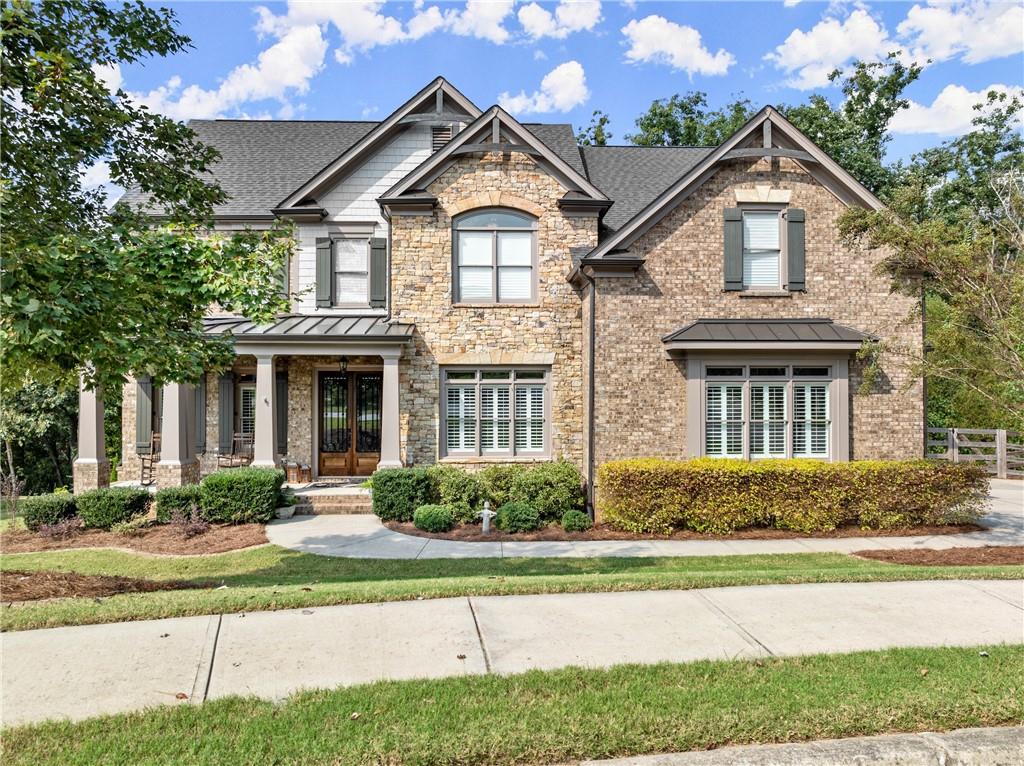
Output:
[170, 507, 210, 538]
[477, 464, 526, 507]
[413, 504, 455, 533]
[154, 485, 203, 523]
[598, 458, 989, 535]
[561, 509, 593, 532]
[371, 468, 437, 522]
[111, 515, 153, 536]
[199, 467, 284, 524]
[495, 501, 541, 533]
[508, 460, 585, 522]
[37, 516, 83, 539]
[22, 493, 78, 532]
[77, 487, 151, 530]
[428, 465, 482, 523]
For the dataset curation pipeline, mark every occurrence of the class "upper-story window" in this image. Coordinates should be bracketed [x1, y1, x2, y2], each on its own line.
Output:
[454, 209, 537, 304]
[334, 238, 370, 306]
[742, 210, 782, 289]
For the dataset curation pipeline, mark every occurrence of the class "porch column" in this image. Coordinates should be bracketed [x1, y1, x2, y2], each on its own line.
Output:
[378, 352, 402, 469]
[156, 382, 199, 486]
[253, 354, 278, 468]
[73, 375, 110, 493]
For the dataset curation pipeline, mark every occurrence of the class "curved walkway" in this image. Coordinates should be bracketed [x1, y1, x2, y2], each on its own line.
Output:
[267, 480, 1023, 559]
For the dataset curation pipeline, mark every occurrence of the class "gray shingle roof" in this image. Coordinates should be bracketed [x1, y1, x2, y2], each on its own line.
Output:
[581, 146, 714, 232]
[662, 319, 872, 345]
[204, 314, 414, 342]
[523, 123, 586, 179]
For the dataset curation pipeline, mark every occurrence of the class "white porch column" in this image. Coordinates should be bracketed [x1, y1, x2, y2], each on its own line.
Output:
[378, 352, 402, 469]
[156, 382, 199, 486]
[253, 354, 278, 468]
[73, 375, 110, 493]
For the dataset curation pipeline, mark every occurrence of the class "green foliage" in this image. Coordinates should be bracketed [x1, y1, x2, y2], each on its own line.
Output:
[477, 464, 526, 507]
[427, 465, 483, 523]
[598, 459, 988, 535]
[21, 493, 77, 531]
[576, 110, 612, 146]
[154, 485, 203, 523]
[413, 504, 455, 533]
[199, 468, 284, 524]
[77, 487, 151, 530]
[508, 460, 585, 522]
[628, 92, 754, 146]
[496, 501, 542, 533]
[111, 515, 153, 536]
[561, 510, 592, 533]
[371, 468, 437, 522]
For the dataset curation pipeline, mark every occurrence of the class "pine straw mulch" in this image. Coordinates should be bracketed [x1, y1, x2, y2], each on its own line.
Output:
[1, 569, 204, 602]
[387, 521, 986, 543]
[854, 545, 1024, 567]
[1, 523, 268, 556]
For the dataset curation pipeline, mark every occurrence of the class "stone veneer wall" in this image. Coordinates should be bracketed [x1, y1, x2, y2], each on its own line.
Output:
[390, 151, 597, 468]
[591, 156, 923, 466]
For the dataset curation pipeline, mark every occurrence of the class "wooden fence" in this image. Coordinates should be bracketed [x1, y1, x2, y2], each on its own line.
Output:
[926, 428, 1023, 479]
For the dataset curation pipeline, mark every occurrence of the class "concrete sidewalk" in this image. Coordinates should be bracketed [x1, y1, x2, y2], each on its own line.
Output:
[3, 579, 1021, 726]
[266, 479, 1024, 559]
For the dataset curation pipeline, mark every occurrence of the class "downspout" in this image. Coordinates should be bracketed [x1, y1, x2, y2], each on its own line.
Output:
[582, 266, 597, 518]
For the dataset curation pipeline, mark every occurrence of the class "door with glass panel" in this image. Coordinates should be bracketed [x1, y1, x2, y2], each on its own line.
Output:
[318, 371, 382, 476]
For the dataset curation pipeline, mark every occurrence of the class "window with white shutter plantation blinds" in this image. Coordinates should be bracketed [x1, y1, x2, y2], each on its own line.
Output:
[443, 369, 548, 457]
[705, 384, 743, 457]
[793, 383, 829, 457]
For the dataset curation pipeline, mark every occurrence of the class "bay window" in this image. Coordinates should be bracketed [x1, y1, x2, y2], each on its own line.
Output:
[454, 209, 537, 303]
[442, 368, 548, 458]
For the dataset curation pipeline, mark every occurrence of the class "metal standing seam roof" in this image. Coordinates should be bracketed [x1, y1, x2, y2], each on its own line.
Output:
[661, 319, 873, 345]
[204, 315, 414, 342]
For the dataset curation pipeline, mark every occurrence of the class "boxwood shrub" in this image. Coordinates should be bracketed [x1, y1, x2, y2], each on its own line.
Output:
[77, 487, 151, 530]
[199, 467, 284, 524]
[496, 501, 541, 533]
[22, 493, 78, 532]
[598, 458, 989, 535]
[413, 504, 455, 533]
[154, 485, 203, 523]
[561, 509, 593, 532]
[371, 467, 437, 522]
[477, 464, 526, 507]
[427, 465, 482, 524]
[508, 460, 584, 522]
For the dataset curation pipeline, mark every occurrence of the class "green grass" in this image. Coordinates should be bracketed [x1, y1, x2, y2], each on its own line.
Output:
[3, 545, 1021, 631]
[5, 644, 1022, 765]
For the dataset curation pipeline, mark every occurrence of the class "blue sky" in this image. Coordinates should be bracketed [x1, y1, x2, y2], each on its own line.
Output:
[103, 1, 1023, 164]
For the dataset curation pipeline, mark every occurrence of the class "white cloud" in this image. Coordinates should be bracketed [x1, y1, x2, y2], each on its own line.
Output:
[897, 1, 1024, 65]
[890, 83, 1024, 135]
[91, 62, 123, 94]
[783, 0, 802, 6]
[445, 0, 515, 44]
[621, 15, 734, 76]
[499, 60, 589, 114]
[81, 160, 110, 188]
[518, 0, 601, 40]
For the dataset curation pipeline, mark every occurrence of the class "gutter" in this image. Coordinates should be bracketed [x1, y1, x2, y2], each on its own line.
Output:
[582, 265, 597, 518]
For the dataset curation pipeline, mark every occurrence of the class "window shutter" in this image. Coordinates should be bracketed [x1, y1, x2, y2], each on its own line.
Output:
[135, 376, 153, 454]
[278, 256, 290, 299]
[218, 373, 235, 453]
[723, 208, 743, 291]
[195, 375, 207, 454]
[369, 237, 387, 308]
[786, 208, 805, 292]
[275, 370, 288, 455]
[315, 238, 332, 307]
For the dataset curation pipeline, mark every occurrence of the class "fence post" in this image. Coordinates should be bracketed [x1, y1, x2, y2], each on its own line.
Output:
[950, 428, 959, 463]
[995, 429, 1007, 479]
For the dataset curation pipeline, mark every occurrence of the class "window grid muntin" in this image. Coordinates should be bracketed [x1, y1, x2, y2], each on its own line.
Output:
[454, 209, 537, 304]
[442, 368, 548, 458]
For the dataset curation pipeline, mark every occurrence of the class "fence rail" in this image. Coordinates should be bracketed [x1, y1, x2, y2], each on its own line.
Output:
[927, 427, 1023, 479]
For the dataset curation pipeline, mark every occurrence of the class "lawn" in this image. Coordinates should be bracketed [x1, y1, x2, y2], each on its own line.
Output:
[3, 544, 1021, 631]
[4, 644, 1022, 765]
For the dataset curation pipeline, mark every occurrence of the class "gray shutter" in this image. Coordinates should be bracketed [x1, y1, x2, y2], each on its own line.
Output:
[278, 255, 290, 299]
[723, 208, 743, 291]
[315, 238, 332, 307]
[135, 376, 153, 454]
[786, 208, 806, 292]
[218, 373, 235, 453]
[369, 237, 387, 308]
[275, 370, 288, 456]
[194, 374, 207, 454]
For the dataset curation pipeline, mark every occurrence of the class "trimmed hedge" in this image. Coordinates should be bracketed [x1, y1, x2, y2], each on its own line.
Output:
[508, 460, 584, 522]
[561, 509, 593, 532]
[154, 485, 203, 523]
[413, 504, 455, 533]
[598, 458, 989, 535]
[496, 501, 541, 533]
[371, 467, 436, 522]
[427, 465, 482, 524]
[77, 487, 151, 530]
[199, 467, 284, 524]
[477, 464, 526, 508]
[22, 493, 77, 532]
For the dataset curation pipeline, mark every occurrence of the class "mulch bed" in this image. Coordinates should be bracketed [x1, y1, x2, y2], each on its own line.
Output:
[855, 546, 1024, 567]
[1, 523, 268, 556]
[387, 521, 986, 543]
[2, 569, 203, 602]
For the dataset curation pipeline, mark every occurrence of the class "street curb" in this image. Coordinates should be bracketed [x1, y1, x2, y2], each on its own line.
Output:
[581, 726, 1024, 765]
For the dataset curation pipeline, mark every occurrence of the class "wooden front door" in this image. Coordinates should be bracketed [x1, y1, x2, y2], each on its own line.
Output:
[318, 371, 382, 476]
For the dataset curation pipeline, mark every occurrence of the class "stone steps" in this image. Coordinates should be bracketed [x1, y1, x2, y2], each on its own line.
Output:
[294, 493, 374, 515]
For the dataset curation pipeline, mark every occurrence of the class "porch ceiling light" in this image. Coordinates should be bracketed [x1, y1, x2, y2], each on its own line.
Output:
[339, 357, 348, 373]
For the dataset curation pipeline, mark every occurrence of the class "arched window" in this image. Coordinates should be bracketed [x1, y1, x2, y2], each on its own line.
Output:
[453, 209, 537, 303]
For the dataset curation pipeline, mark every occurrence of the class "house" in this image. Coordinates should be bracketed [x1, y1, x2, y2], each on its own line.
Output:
[71, 77, 923, 502]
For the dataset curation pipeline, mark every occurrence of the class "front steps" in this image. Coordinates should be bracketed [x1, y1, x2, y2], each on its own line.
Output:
[293, 491, 373, 515]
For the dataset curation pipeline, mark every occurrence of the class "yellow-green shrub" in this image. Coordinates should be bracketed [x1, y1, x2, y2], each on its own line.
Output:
[597, 458, 988, 535]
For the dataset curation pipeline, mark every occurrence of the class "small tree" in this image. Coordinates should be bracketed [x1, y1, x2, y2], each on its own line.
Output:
[576, 110, 612, 146]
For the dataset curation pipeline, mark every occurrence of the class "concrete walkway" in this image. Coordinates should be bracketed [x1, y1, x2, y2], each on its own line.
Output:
[266, 479, 1023, 559]
[3, 579, 1021, 726]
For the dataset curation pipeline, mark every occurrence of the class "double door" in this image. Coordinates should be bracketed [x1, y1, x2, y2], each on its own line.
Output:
[318, 371, 382, 476]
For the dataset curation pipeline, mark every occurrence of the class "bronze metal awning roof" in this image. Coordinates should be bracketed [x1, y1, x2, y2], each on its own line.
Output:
[204, 314, 415, 343]
[662, 319, 872, 351]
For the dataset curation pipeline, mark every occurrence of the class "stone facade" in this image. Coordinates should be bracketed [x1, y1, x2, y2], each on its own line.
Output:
[590, 156, 923, 466]
[72, 460, 110, 494]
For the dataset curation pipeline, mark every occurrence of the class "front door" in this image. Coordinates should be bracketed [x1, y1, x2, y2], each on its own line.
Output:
[318, 371, 382, 476]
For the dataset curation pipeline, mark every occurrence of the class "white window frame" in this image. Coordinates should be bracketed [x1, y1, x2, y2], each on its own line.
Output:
[453, 209, 538, 305]
[741, 207, 787, 291]
[238, 384, 256, 438]
[332, 236, 371, 308]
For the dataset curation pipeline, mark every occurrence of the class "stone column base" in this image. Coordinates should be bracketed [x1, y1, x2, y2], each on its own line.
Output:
[154, 459, 201, 487]
[73, 460, 111, 494]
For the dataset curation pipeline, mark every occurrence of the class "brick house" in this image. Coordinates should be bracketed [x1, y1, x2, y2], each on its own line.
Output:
[72, 77, 922, 501]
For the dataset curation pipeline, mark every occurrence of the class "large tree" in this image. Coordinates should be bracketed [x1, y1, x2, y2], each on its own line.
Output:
[627, 92, 754, 147]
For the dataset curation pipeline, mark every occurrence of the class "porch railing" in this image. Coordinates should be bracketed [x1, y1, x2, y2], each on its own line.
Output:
[926, 427, 1023, 479]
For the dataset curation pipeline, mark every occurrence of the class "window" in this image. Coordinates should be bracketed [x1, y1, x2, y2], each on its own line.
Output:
[333, 238, 369, 306]
[442, 368, 548, 457]
[743, 210, 781, 289]
[793, 383, 829, 457]
[239, 385, 256, 438]
[454, 210, 537, 303]
[705, 384, 743, 457]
